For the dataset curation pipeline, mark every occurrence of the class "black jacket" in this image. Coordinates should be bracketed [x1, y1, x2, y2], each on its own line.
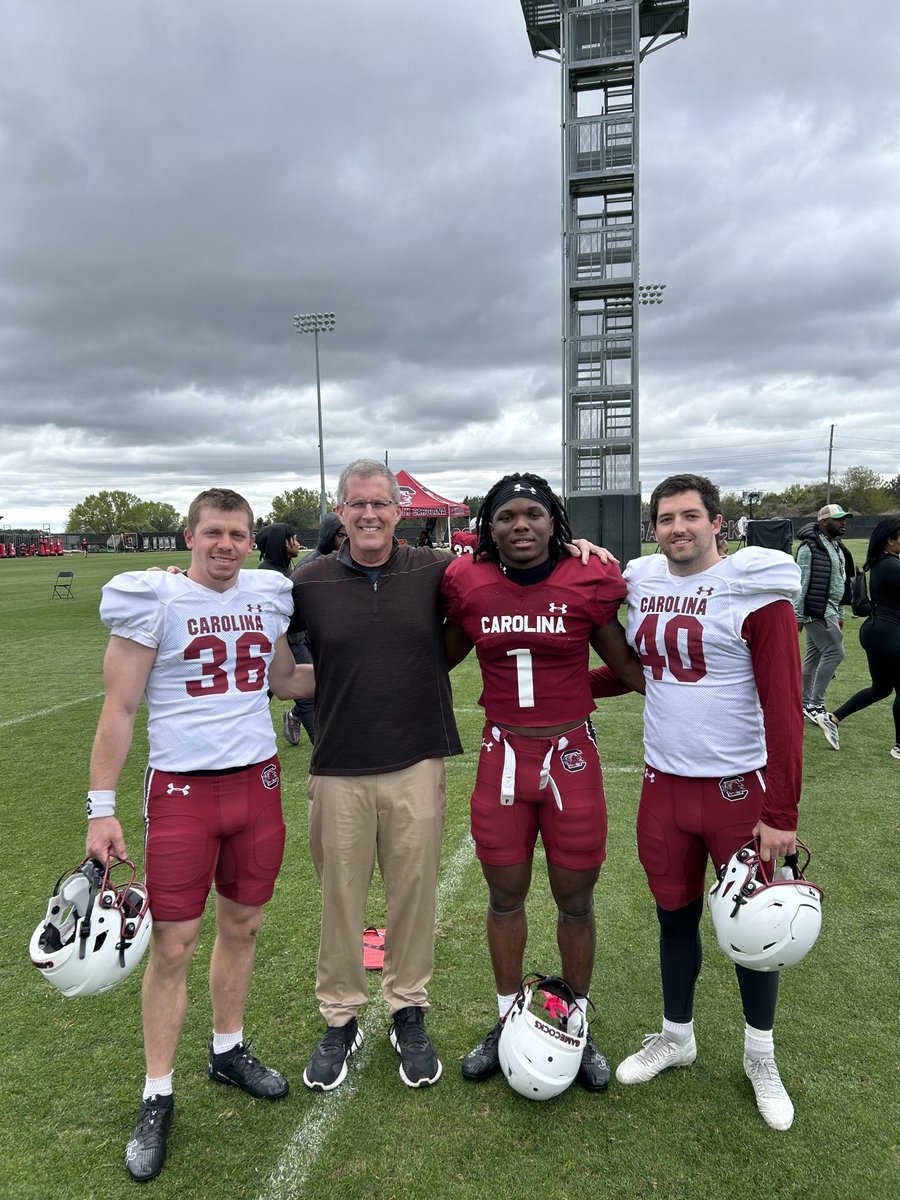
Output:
[795, 522, 855, 617]
[255, 523, 296, 576]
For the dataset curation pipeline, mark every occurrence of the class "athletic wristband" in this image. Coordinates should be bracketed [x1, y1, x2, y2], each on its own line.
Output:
[86, 790, 116, 819]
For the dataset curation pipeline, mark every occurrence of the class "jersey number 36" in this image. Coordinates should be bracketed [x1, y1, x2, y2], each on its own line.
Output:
[183, 633, 272, 695]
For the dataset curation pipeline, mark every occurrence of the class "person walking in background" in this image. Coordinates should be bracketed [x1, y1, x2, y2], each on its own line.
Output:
[794, 504, 855, 726]
[817, 516, 900, 757]
[281, 513, 346, 748]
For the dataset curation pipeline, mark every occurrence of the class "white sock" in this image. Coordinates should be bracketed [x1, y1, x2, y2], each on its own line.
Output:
[212, 1028, 243, 1055]
[744, 1023, 775, 1061]
[498, 993, 517, 1020]
[143, 1072, 173, 1099]
[662, 1018, 694, 1044]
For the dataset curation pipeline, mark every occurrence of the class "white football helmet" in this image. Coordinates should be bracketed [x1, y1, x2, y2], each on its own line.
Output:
[708, 839, 823, 971]
[29, 858, 152, 997]
[498, 975, 586, 1101]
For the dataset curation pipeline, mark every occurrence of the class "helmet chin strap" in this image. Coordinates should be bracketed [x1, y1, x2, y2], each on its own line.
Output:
[65, 859, 105, 960]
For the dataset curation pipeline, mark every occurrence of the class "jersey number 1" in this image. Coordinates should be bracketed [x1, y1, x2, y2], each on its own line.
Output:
[506, 648, 535, 708]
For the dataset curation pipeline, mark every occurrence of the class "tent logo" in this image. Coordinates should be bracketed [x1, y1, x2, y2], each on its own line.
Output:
[398, 487, 416, 508]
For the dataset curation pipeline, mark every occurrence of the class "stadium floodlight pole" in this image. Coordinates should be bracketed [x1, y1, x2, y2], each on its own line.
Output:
[293, 311, 336, 521]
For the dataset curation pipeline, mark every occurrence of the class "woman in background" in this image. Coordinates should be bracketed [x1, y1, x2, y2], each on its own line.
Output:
[818, 515, 900, 758]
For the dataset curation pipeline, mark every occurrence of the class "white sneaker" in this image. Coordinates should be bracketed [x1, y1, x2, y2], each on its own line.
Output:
[802, 705, 823, 725]
[816, 711, 840, 750]
[890, 745, 900, 760]
[743, 1055, 794, 1130]
[615, 1032, 697, 1085]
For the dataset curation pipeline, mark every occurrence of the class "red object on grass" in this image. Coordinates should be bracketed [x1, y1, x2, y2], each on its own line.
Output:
[363, 927, 386, 971]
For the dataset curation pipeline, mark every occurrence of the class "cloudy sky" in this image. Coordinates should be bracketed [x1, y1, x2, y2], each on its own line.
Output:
[1, 0, 898, 530]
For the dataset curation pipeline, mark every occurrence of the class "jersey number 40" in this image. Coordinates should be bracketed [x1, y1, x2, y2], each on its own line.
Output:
[633, 614, 707, 682]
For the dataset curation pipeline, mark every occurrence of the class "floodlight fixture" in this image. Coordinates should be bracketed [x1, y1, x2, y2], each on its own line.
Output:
[638, 283, 666, 305]
[293, 311, 337, 520]
[742, 490, 762, 519]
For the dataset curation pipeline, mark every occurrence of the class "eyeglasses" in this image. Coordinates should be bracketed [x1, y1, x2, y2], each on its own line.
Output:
[342, 500, 396, 511]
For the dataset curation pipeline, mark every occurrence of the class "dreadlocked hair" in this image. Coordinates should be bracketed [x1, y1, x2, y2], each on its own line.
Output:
[475, 472, 572, 564]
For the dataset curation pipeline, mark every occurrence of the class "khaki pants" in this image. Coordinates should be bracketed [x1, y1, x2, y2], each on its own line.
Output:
[308, 759, 446, 1025]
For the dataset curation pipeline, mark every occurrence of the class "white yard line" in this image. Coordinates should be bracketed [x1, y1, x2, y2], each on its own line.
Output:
[259, 832, 475, 1200]
[0, 692, 104, 729]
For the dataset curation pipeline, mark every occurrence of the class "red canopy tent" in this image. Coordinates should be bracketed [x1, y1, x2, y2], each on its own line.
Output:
[394, 470, 469, 543]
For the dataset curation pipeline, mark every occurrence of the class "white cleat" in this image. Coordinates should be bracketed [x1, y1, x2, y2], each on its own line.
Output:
[615, 1032, 697, 1085]
[743, 1055, 794, 1130]
[815, 711, 840, 750]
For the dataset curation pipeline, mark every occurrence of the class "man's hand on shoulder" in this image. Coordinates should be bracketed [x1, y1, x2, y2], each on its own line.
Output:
[565, 539, 617, 566]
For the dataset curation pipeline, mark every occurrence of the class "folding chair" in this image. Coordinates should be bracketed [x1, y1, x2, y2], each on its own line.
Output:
[52, 570, 75, 599]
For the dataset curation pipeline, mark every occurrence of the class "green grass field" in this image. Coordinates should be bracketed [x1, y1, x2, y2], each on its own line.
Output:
[1, 545, 897, 1200]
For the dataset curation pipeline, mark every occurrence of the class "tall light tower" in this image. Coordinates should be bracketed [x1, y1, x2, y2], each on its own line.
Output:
[518, 1, 689, 562]
[293, 312, 336, 521]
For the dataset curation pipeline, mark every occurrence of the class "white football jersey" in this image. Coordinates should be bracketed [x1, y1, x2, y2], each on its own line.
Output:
[100, 570, 293, 771]
[623, 548, 800, 777]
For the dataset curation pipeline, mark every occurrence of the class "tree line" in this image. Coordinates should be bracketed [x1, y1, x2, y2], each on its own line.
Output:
[65, 486, 337, 534]
[64, 468, 899, 535]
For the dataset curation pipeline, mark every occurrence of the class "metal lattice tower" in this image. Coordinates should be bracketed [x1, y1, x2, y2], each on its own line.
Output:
[519, 0, 689, 560]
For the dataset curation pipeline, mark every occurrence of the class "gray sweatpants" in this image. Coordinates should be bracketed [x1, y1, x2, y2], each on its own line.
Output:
[801, 616, 845, 709]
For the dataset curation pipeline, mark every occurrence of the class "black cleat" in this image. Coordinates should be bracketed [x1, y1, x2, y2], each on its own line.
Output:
[207, 1039, 289, 1100]
[461, 1021, 503, 1082]
[125, 1093, 174, 1183]
[576, 1029, 611, 1092]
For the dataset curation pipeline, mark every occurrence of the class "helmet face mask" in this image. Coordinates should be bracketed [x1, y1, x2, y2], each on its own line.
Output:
[29, 858, 152, 997]
[708, 839, 823, 972]
[498, 975, 586, 1101]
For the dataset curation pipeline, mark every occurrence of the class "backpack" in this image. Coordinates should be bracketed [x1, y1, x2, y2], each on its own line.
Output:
[849, 570, 871, 618]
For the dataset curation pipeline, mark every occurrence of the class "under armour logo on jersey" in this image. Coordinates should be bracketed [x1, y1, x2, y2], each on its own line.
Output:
[513, 484, 537, 495]
[643, 767, 656, 783]
[696, 586, 714, 596]
[247, 603, 262, 613]
[481, 738, 494, 752]
[166, 782, 191, 795]
[548, 603, 568, 614]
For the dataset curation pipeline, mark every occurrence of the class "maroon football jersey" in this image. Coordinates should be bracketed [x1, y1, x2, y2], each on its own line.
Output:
[443, 555, 625, 725]
[450, 530, 479, 557]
